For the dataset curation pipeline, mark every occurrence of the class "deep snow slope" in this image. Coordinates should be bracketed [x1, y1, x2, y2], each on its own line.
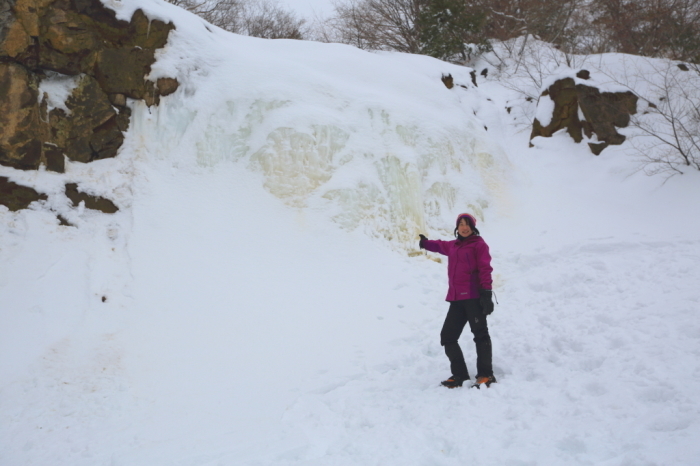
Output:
[2, 1, 700, 465]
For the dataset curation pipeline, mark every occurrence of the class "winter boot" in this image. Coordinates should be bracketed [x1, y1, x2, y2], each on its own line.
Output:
[441, 375, 467, 389]
[471, 374, 497, 389]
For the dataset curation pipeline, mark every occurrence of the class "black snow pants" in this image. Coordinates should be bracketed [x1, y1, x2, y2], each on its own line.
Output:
[440, 298, 493, 380]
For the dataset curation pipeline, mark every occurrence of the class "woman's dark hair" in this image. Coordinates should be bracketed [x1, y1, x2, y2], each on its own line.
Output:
[454, 216, 480, 238]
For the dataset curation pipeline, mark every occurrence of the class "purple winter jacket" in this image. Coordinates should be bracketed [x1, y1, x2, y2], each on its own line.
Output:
[422, 235, 493, 302]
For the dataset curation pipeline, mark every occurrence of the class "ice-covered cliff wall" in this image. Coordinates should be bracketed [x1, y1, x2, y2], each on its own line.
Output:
[116, 0, 510, 249]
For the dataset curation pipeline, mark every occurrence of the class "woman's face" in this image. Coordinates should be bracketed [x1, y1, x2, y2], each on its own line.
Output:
[457, 218, 473, 237]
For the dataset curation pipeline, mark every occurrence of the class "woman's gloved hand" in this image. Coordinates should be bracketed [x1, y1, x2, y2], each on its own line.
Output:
[419, 234, 428, 249]
[479, 289, 494, 315]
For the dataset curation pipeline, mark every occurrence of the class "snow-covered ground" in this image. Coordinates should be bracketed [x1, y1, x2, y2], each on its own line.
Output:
[1, 0, 699, 465]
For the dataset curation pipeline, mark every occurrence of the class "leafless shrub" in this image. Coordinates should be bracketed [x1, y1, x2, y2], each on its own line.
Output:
[319, 0, 580, 58]
[322, 0, 426, 53]
[243, 1, 307, 39]
[629, 64, 700, 176]
[593, 58, 700, 176]
[578, 0, 700, 62]
[165, 0, 307, 39]
[478, 0, 579, 47]
[485, 37, 588, 96]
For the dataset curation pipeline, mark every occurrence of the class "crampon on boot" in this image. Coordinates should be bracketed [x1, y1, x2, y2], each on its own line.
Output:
[471, 375, 497, 389]
[440, 376, 467, 389]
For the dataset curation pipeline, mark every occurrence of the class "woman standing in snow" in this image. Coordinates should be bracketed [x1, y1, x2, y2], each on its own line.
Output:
[419, 213, 496, 389]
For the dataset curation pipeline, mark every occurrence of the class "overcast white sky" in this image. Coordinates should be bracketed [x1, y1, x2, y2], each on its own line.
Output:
[280, 0, 335, 19]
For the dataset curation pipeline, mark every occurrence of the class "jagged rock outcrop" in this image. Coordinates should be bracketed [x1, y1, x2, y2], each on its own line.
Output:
[530, 72, 638, 155]
[0, 0, 178, 213]
[0, 0, 177, 169]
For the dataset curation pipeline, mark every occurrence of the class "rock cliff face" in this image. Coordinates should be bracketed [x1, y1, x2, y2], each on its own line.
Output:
[530, 71, 638, 155]
[0, 0, 177, 212]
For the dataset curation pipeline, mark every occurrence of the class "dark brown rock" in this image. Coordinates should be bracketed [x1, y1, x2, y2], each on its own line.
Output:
[0, 0, 36, 61]
[65, 182, 118, 213]
[38, 6, 100, 74]
[0, 62, 47, 170]
[108, 93, 126, 107]
[56, 213, 72, 225]
[441, 74, 453, 89]
[49, 75, 119, 163]
[126, 9, 174, 50]
[94, 47, 158, 99]
[157, 77, 179, 96]
[531, 78, 582, 143]
[0, 176, 47, 211]
[89, 115, 123, 160]
[115, 105, 131, 132]
[50, 74, 121, 163]
[1, 0, 175, 177]
[588, 142, 608, 155]
[43, 142, 64, 172]
[577, 85, 637, 146]
[530, 77, 638, 155]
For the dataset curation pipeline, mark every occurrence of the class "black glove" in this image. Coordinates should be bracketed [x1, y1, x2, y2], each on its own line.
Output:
[479, 289, 494, 315]
[419, 234, 428, 249]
